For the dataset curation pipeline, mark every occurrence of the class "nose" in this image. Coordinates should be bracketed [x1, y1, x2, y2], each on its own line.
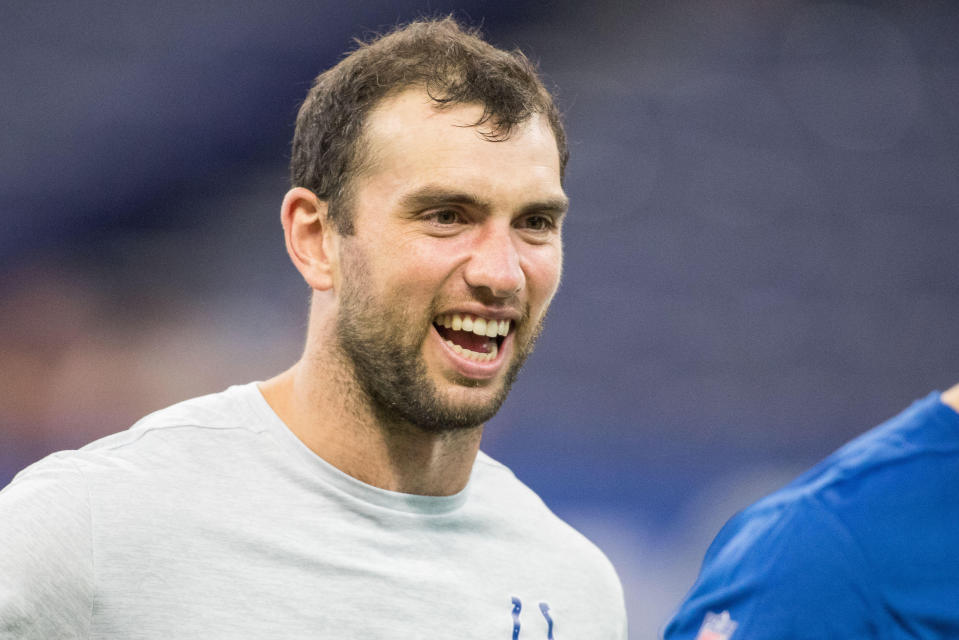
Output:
[462, 225, 525, 299]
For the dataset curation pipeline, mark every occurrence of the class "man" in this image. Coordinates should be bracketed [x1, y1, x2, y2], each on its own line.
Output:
[0, 18, 627, 638]
[663, 384, 959, 639]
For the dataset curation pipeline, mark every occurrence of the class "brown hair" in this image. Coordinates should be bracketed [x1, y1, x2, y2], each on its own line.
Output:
[289, 16, 568, 234]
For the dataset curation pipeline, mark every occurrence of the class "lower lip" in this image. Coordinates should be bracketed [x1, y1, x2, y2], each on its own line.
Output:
[431, 326, 510, 380]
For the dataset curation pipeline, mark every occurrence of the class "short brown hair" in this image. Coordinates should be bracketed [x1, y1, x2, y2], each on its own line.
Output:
[289, 16, 568, 234]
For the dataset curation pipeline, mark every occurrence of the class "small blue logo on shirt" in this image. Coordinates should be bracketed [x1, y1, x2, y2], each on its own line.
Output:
[510, 597, 555, 638]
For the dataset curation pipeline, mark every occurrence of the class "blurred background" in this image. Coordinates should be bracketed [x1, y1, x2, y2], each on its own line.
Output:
[3, 1, 959, 636]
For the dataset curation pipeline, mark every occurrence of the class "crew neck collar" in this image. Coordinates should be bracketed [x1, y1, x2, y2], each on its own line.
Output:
[238, 381, 472, 515]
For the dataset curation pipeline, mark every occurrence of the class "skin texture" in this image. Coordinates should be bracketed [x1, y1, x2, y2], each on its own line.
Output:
[261, 89, 567, 496]
[942, 383, 959, 413]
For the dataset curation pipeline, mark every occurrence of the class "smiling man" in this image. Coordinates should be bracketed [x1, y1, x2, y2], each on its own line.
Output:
[0, 18, 627, 639]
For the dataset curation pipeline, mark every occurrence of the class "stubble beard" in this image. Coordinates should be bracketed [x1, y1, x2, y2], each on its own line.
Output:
[334, 275, 544, 435]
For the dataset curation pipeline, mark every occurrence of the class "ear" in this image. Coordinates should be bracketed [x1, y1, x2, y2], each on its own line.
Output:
[281, 187, 339, 291]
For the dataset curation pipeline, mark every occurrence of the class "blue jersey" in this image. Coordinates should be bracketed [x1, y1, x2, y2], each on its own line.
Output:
[663, 393, 959, 640]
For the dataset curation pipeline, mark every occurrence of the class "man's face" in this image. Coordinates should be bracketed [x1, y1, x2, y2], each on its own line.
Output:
[333, 90, 567, 432]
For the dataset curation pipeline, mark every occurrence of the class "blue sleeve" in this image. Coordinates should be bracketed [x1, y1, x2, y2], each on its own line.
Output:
[662, 496, 884, 640]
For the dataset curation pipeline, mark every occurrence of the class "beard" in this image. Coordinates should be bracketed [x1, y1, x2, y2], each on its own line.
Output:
[333, 252, 543, 434]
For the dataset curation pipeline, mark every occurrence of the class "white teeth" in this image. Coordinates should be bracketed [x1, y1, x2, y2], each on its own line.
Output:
[433, 314, 512, 337]
[444, 339, 498, 362]
[433, 314, 505, 362]
[472, 317, 487, 337]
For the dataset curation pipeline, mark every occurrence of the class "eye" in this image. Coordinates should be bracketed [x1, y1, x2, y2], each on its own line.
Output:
[426, 209, 462, 225]
[518, 214, 555, 232]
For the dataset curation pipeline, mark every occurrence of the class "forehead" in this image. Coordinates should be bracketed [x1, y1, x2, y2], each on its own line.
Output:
[356, 89, 563, 199]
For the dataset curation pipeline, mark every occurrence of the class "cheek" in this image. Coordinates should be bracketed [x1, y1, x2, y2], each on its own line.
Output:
[377, 250, 453, 311]
[524, 245, 563, 308]
[391, 237, 468, 286]
[365, 235, 430, 281]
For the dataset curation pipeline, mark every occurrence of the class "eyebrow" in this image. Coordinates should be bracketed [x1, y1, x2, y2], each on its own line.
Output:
[398, 185, 569, 218]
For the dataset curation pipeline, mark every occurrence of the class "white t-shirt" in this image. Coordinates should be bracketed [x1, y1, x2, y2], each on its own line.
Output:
[0, 382, 627, 639]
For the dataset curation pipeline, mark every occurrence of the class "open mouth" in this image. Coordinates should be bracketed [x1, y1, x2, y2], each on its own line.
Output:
[432, 313, 511, 363]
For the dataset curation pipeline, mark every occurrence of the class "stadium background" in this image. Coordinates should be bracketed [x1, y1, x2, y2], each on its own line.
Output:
[3, 1, 959, 635]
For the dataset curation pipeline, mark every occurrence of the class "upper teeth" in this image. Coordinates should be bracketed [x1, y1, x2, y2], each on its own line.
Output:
[434, 313, 511, 338]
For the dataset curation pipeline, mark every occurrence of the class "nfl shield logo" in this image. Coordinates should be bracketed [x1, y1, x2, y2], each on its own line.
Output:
[694, 610, 738, 640]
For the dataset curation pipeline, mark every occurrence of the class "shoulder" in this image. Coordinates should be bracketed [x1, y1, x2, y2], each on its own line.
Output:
[707, 390, 959, 540]
[71, 382, 269, 469]
[0, 382, 270, 634]
[0, 381, 273, 561]
[663, 392, 959, 639]
[472, 451, 623, 582]
[662, 482, 879, 638]
[470, 451, 582, 537]
[0, 452, 95, 636]
[4, 382, 271, 511]
[795, 391, 959, 518]
[108, 381, 269, 444]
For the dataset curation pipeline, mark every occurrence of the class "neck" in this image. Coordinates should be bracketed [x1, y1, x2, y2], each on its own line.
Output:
[259, 357, 483, 497]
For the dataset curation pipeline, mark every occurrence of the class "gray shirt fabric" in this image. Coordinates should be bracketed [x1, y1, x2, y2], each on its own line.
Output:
[0, 383, 627, 639]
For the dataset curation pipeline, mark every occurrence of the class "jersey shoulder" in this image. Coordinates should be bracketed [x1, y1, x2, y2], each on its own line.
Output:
[663, 393, 959, 640]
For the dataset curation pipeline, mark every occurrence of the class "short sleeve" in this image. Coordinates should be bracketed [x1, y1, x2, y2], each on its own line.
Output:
[0, 455, 94, 639]
[662, 497, 883, 640]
